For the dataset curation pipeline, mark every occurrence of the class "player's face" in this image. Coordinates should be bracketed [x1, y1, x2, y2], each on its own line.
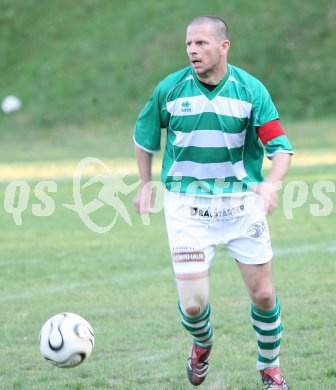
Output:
[186, 23, 228, 81]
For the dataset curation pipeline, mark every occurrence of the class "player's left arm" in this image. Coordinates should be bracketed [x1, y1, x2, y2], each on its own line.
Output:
[256, 119, 293, 213]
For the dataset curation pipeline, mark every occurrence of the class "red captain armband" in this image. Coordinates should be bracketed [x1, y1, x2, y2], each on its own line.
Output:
[257, 119, 285, 145]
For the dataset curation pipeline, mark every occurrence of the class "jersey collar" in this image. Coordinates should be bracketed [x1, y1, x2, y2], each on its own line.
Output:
[192, 64, 231, 100]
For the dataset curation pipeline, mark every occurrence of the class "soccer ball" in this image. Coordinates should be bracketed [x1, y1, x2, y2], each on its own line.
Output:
[1, 95, 22, 114]
[39, 312, 94, 368]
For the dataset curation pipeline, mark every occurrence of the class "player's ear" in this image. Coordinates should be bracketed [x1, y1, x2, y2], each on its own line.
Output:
[220, 39, 230, 55]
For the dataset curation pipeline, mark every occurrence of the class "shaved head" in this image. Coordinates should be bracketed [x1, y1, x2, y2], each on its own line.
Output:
[188, 16, 229, 42]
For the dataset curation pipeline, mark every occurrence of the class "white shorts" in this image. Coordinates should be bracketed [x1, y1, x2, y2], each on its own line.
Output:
[164, 191, 273, 276]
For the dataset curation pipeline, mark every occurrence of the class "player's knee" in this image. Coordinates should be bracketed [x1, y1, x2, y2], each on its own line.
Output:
[181, 299, 207, 317]
[176, 275, 209, 317]
[253, 286, 275, 309]
[186, 305, 201, 316]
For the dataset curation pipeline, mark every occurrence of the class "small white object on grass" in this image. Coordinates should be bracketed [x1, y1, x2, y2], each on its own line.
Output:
[1, 95, 22, 114]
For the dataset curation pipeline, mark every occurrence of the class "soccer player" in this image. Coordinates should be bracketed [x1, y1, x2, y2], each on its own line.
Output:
[133, 15, 293, 389]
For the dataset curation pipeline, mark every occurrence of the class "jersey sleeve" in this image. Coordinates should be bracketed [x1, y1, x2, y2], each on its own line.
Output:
[264, 134, 293, 158]
[251, 80, 279, 127]
[252, 81, 293, 158]
[133, 82, 169, 153]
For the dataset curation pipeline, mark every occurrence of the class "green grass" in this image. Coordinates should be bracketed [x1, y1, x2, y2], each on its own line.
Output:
[0, 117, 135, 163]
[1, 2, 335, 387]
[0, 118, 335, 389]
[0, 0, 335, 129]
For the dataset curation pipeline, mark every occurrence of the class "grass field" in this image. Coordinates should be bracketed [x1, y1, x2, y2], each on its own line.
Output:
[1, 1, 335, 387]
[0, 117, 335, 389]
[1, 0, 335, 126]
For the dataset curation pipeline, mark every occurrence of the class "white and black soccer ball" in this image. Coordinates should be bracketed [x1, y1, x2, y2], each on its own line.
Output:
[39, 312, 94, 368]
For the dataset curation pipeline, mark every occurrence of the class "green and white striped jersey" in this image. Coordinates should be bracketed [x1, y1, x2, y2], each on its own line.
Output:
[134, 64, 293, 195]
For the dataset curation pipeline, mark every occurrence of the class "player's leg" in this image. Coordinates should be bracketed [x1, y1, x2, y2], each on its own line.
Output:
[237, 262, 287, 389]
[236, 261, 276, 311]
[226, 194, 288, 389]
[164, 191, 216, 386]
[176, 271, 213, 347]
[234, 260, 284, 368]
[176, 271, 214, 386]
[171, 248, 215, 387]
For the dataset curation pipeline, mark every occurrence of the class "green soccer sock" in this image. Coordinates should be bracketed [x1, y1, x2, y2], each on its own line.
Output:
[178, 302, 215, 348]
[251, 296, 283, 370]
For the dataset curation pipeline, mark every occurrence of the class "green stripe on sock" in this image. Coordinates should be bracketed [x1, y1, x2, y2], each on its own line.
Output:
[178, 301, 214, 347]
[251, 297, 280, 317]
[257, 354, 279, 364]
[194, 328, 214, 347]
[251, 301, 281, 324]
[251, 310, 280, 323]
[178, 301, 211, 323]
[251, 297, 283, 367]
[252, 324, 283, 336]
[258, 338, 281, 350]
[182, 322, 210, 333]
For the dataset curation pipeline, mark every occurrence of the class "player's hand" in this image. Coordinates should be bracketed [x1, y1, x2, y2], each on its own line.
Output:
[133, 184, 155, 214]
[255, 181, 280, 214]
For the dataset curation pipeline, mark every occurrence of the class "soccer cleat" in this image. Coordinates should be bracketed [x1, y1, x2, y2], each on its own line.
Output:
[187, 343, 212, 386]
[260, 367, 289, 389]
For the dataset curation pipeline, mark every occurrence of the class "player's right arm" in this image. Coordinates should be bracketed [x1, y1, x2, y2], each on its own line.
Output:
[133, 146, 154, 214]
[133, 81, 169, 214]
